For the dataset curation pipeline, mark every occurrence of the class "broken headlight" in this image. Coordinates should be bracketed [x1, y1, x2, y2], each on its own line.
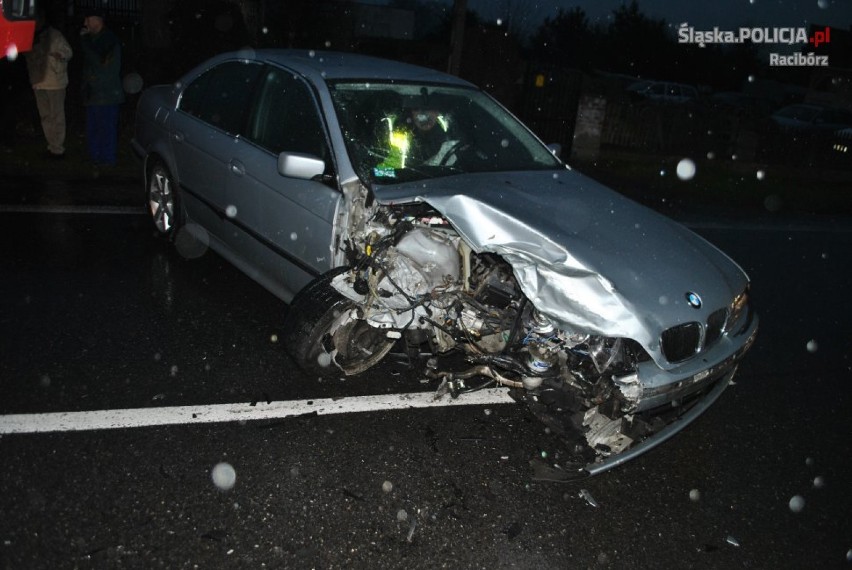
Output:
[725, 286, 750, 335]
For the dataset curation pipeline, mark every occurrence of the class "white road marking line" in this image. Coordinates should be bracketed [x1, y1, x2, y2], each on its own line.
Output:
[0, 388, 516, 435]
[0, 205, 145, 215]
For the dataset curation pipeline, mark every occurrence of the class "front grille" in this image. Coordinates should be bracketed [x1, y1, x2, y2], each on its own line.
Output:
[661, 322, 701, 363]
[704, 308, 727, 349]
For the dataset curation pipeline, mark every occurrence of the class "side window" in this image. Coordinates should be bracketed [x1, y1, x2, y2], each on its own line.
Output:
[179, 61, 263, 135]
[179, 70, 210, 118]
[246, 67, 329, 160]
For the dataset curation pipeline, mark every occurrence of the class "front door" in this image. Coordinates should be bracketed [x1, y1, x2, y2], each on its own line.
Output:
[223, 65, 340, 300]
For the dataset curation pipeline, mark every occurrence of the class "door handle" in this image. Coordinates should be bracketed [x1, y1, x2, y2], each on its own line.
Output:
[229, 160, 245, 176]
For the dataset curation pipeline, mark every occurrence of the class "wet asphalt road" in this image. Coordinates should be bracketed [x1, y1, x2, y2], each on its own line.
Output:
[1, 180, 851, 569]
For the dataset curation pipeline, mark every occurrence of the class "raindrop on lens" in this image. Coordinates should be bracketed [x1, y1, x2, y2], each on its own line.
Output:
[236, 47, 256, 60]
[818, 0, 829, 8]
[756, 170, 765, 180]
[212, 462, 237, 491]
[806, 339, 818, 353]
[763, 194, 783, 212]
[676, 158, 696, 181]
[689, 489, 701, 502]
[270, 334, 278, 343]
[788, 495, 805, 513]
[706, 151, 715, 160]
[382, 480, 393, 493]
[226, 205, 238, 218]
[290, 232, 298, 241]
[308, 50, 316, 57]
[500, 139, 509, 148]
[214, 13, 234, 32]
[122, 72, 144, 94]
[813, 476, 825, 488]
[316, 352, 332, 368]
[175, 223, 210, 259]
[325, 40, 331, 48]
[397, 509, 408, 522]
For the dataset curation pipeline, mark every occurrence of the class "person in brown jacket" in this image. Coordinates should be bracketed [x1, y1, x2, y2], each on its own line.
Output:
[25, 14, 73, 158]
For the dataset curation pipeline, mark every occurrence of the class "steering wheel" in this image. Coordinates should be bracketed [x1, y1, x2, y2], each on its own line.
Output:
[439, 140, 471, 166]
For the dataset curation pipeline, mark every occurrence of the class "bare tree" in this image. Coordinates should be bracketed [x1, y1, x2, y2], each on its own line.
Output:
[448, 0, 467, 75]
[498, 0, 546, 41]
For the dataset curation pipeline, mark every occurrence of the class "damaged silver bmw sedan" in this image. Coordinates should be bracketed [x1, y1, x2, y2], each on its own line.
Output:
[132, 50, 758, 477]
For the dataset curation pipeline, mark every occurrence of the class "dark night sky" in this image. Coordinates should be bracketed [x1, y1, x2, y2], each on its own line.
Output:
[469, 0, 852, 31]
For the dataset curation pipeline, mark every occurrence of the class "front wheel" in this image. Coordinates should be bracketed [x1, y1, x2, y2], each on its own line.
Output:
[283, 269, 395, 377]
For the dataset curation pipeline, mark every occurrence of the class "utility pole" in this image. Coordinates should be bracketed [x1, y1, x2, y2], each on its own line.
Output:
[447, 0, 467, 76]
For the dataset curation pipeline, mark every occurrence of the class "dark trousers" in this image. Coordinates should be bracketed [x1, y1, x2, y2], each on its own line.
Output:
[86, 104, 120, 164]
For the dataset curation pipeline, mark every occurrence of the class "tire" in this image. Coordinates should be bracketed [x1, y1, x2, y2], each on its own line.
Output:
[146, 160, 181, 240]
[284, 268, 396, 377]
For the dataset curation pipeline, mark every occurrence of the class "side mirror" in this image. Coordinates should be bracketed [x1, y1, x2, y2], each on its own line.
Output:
[278, 152, 325, 180]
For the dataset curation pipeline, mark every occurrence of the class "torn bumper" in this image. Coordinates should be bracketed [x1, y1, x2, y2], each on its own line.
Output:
[586, 366, 734, 476]
[585, 319, 758, 477]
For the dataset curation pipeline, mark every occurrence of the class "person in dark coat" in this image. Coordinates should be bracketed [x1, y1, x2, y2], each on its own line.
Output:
[80, 9, 124, 165]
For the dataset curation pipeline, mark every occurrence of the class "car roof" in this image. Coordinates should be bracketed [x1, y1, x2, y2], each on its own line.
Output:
[782, 103, 819, 109]
[205, 49, 476, 88]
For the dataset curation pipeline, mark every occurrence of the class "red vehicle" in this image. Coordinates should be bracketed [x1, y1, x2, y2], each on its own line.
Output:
[1, 0, 37, 59]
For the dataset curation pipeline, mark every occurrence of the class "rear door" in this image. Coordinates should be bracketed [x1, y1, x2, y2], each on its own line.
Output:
[169, 60, 264, 239]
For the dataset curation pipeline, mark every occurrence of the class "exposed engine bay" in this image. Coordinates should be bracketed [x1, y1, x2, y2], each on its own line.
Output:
[298, 202, 732, 470]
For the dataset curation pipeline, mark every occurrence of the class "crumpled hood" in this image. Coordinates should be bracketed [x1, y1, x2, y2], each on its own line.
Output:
[375, 169, 749, 368]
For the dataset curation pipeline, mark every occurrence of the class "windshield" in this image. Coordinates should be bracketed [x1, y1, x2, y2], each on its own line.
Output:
[328, 81, 562, 185]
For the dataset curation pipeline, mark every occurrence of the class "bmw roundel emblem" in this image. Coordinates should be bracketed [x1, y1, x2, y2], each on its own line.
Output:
[686, 292, 702, 309]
